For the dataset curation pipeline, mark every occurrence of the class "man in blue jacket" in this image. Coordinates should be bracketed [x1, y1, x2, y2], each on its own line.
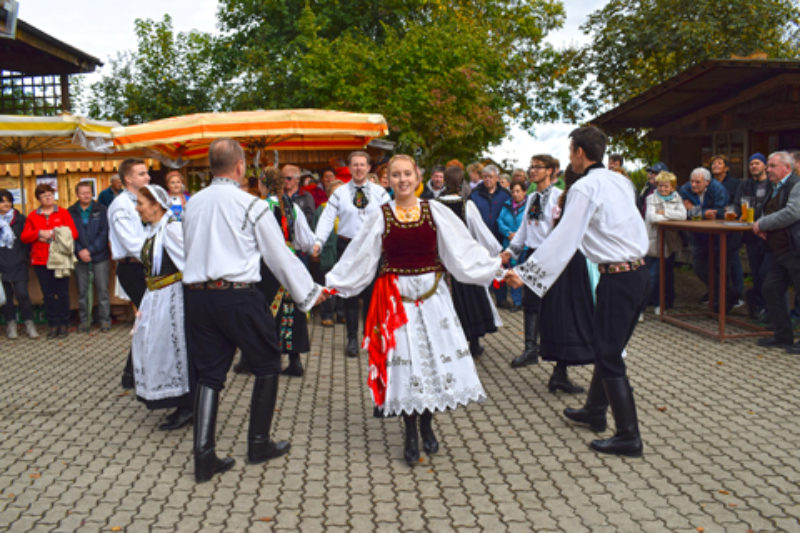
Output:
[679, 167, 730, 309]
[68, 181, 111, 332]
[470, 164, 512, 306]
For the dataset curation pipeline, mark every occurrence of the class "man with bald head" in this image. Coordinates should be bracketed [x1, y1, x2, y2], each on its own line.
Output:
[282, 164, 315, 222]
[182, 138, 326, 483]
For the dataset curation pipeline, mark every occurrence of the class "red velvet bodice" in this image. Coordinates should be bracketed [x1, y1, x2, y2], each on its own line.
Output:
[380, 201, 444, 275]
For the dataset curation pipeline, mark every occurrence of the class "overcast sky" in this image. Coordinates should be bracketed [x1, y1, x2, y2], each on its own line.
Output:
[20, 0, 604, 168]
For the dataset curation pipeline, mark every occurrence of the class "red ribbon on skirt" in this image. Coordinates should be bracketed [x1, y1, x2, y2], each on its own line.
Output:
[362, 274, 408, 407]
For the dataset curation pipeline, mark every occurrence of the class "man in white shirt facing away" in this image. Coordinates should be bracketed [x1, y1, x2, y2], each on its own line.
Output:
[182, 138, 326, 483]
[506, 125, 649, 458]
[312, 151, 390, 357]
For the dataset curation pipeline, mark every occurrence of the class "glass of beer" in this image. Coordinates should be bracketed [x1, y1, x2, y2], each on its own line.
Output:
[724, 205, 737, 221]
[741, 196, 752, 222]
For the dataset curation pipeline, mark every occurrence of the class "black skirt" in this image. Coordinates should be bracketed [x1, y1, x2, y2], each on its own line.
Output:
[539, 252, 595, 365]
[256, 261, 310, 354]
[450, 276, 497, 340]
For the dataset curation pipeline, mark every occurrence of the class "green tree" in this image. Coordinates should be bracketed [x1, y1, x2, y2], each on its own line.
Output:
[85, 15, 222, 125]
[571, 0, 800, 161]
[216, 0, 570, 165]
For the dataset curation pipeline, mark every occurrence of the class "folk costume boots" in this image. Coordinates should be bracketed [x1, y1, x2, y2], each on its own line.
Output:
[419, 410, 439, 455]
[590, 377, 643, 457]
[281, 353, 303, 377]
[563, 367, 608, 432]
[548, 362, 585, 394]
[247, 374, 291, 464]
[403, 414, 420, 465]
[511, 311, 539, 367]
[345, 305, 360, 357]
[194, 385, 235, 483]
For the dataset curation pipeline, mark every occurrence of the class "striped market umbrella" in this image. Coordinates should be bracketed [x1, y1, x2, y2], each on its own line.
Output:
[0, 114, 119, 212]
[111, 109, 389, 165]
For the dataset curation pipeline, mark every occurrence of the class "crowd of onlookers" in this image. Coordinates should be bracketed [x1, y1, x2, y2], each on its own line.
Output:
[4, 149, 800, 353]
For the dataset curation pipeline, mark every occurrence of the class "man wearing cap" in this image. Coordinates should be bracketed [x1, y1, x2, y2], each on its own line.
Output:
[312, 151, 390, 357]
[183, 138, 326, 482]
[737, 153, 773, 319]
[638, 162, 667, 216]
[108, 158, 150, 389]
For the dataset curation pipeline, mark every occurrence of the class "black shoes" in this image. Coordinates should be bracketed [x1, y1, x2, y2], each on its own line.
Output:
[590, 377, 643, 457]
[160, 404, 193, 431]
[281, 353, 304, 376]
[46, 327, 58, 339]
[419, 411, 438, 455]
[786, 343, 800, 354]
[548, 364, 585, 394]
[194, 385, 235, 483]
[563, 367, 608, 432]
[757, 336, 792, 348]
[403, 414, 420, 465]
[511, 311, 539, 367]
[469, 338, 484, 358]
[345, 337, 360, 357]
[247, 374, 290, 464]
[57, 325, 68, 338]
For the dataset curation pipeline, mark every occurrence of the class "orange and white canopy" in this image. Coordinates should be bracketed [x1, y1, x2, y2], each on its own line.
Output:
[111, 109, 389, 161]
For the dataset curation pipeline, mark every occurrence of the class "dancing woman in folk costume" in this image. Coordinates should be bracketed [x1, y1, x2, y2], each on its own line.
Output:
[257, 167, 316, 376]
[131, 184, 193, 430]
[326, 155, 504, 465]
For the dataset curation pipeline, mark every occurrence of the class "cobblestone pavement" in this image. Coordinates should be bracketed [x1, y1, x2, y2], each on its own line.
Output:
[1, 299, 799, 532]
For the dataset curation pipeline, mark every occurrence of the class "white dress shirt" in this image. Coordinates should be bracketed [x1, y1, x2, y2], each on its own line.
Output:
[313, 180, 390, 245]
[108, 189, 146, 260]
[506, 185, 562, 256]
[514, 167, 648, 297]
[182, 178, 322, 312]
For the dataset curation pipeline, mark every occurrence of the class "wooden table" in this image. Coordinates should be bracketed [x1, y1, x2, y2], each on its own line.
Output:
[657, 219, 771, 341]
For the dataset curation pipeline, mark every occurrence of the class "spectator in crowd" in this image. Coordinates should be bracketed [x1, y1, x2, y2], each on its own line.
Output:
[498, 173, 512, 191]
[792, 150, 800, 175]
[638, 162, 667, 216]
[311, 179, 345, 327]
[305, 169, 330, 208]
[165, 170, 191, 221]
[98, 175, 123, 208]
[0, 189, 38, 339]
[20, 183, 78, 339]
[470, 163, 512, 308]
[68, 181, 111, 333]
[710, 154, 744, 304]
[511, 168, 527, 186]
[497, 179, 528, 311]
[643, 172, 686, 314]
[282, 164, 316, 223]
[466, 162, 484, 191]
[754, 151, 800, 352]
[737, 153, 773, 320]
[679, 167, 731, 309]
[420, 165, 446, 199]
[608, 154, 629, 178]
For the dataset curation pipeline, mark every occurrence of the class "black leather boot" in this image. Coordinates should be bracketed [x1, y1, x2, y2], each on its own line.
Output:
[345, 304, 360, 357]
[403, 414, 420, 465]
[563, 367, 607, 432]
[590, 377, 643, 457]
[511, 311, 539, 367]
[194, 385, 235, 483]
[548, 363, 585, 394]
[419, 410, 438, 455]
[469, 337, 484, 358]
[247, 374, 291, 464]
[281, 353, 303, 377]
[160, 394, 193, 431]
[121, 351, 134, 389]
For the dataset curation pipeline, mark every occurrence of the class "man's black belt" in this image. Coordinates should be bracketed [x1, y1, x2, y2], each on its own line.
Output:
[186, 280, 254, 290]
[117, 257, 141, 264]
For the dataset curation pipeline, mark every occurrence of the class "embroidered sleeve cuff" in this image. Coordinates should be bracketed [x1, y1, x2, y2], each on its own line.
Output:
[515, 260, 547, 297]
[297, 283, 323, 313]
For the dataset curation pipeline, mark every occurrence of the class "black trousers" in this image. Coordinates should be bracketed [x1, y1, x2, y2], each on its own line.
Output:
[116, 261, 146, 308]
[761, 251, 800, 343]
[337, 238, 375, 325]
[593, 268, 649, 379]
[520, 249, 542, 313]
[33, 266, 70, 327]
[185, 287, 281, 391]
[2, 279, 34, 322]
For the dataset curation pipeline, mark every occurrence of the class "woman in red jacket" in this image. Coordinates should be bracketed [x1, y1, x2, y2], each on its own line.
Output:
[21, 183, 78, 338]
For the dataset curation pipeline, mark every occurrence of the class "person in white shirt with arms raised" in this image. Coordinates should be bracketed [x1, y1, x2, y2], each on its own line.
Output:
[505, 126, 649, 458]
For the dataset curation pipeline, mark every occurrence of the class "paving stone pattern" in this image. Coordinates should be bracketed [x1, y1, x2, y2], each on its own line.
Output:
[1, 304, 799, 532]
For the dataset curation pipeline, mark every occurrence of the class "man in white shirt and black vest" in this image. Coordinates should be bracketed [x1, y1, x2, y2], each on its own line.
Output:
[506, 126, 649, 457]
[182, 138, 326, 483]
[108, 158, 150, 389]
[312, 151, 390, 357]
